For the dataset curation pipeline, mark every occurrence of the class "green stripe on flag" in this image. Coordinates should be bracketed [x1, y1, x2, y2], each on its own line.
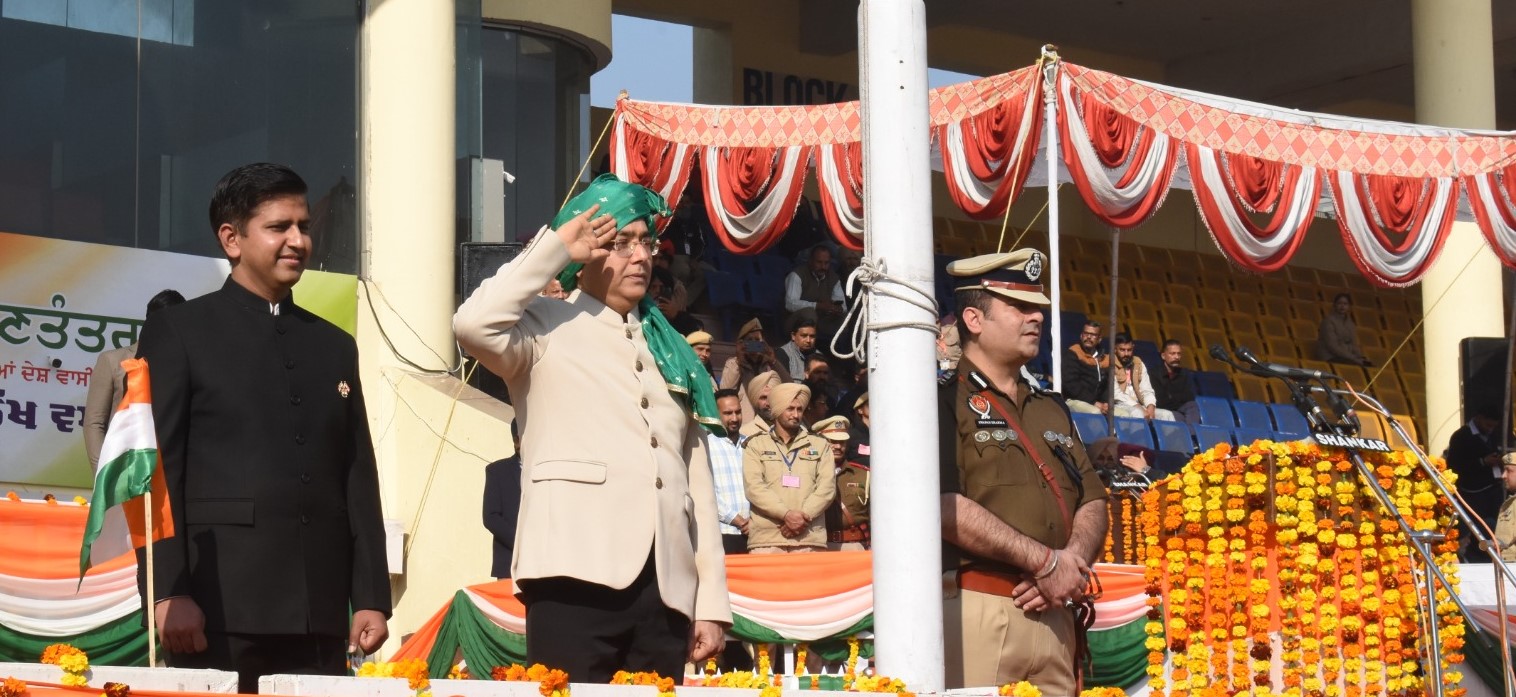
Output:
[1082, 615, 1156, 690]
[80, 448, 157, 577]
[425, 590, 529, 678]
[0, 610, 150, 666]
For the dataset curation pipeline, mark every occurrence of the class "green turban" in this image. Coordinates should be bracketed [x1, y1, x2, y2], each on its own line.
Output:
[547, 174, 721, 436]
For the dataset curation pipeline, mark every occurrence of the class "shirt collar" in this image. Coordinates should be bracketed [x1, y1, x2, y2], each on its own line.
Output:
[221, 277, 293, 316]
[572, 289, 642, 328]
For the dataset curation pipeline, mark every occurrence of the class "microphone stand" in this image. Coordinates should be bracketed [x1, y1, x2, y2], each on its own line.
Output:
[1301, 385, 1516, 697]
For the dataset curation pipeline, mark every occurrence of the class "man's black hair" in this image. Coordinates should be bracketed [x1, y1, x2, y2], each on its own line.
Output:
[147, 289, 186, 315]
[208, 163, 308, 236]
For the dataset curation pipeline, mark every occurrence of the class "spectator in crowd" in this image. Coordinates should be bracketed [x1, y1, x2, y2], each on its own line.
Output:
[1151, 340, 1200, 425]
[482, 455, 523, 580]
[846, 393, 871, 468]
[721, 318, 791, 423]
[816, 415, 870, 551]
[709, 389, 751, 555]
[1061, 321, 1110, 414]
[1447, 401, 1511, 561]
[1315, 292, 1371, 366]
[835, 363, 868, 423]
[686, 331, 717, 387]
[1494, 453, 1516, 563]
[743, 383, 836, 554]
[803, 383, 831, 426]
[778, 318, 819, 380]
[651, 266, 702, 335]
[784, 245, 845, 334]
[740, 370, 782, 438]
[540, 278, 569, 300]
[937, 314, 962, 372]
[1111, 333, 1175, 421]
[1088, 437, 1180, 481]
[938, 249, 1106, 692]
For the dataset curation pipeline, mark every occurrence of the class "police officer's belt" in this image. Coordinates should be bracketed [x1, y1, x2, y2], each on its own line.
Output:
[830, 524, 869, 543]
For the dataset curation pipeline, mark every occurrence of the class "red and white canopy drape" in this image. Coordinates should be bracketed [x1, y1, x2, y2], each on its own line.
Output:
[608, 59, 1516, 284]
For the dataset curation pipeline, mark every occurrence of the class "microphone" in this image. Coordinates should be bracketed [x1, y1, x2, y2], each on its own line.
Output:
[1209, 344, 1238, 368]
[1233, 346, 1340, 381]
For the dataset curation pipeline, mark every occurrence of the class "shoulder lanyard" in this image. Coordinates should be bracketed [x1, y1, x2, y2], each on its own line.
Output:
[961, 374, 1074, 531]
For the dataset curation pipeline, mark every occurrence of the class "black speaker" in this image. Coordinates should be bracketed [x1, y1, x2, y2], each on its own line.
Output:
[1460, 337, 1512, 422]
[459, 242, 525, 300]
[459, 242, 525, 406]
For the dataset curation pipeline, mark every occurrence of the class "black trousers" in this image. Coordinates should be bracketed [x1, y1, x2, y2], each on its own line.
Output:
[520, 554, 689, 682]
[722, 534, 750, 555]
[165, 631, 346, 694]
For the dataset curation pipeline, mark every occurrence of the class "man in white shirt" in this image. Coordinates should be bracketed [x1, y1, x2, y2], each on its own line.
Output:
[709, 389, 751, 554]
[1110, 332, 1175, 421]
[783, 245, 844, 330]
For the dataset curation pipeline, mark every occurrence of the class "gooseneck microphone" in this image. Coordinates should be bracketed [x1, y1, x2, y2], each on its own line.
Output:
[1233, 346, 1340, 381]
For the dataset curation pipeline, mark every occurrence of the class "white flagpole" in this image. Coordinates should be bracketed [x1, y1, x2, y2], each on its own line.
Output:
[144, 490, 157, 667]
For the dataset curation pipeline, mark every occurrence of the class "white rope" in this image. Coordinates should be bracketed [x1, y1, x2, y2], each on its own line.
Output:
[829, 256, 940, 362]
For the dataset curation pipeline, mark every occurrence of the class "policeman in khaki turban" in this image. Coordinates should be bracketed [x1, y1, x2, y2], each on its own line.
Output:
[813, 415, 871, 551]
[936, 249, 1106, 693]
[742, 383, 836, 553]
[740, 370, 783, 438]
[685, 330, 716, 388]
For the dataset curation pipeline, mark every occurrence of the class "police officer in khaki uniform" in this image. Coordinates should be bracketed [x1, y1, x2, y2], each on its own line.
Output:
[815, 415, 870, 551]
[743, 383, 836, 553]
[1494, 453, 1516, 563]
[937, 249, 1108, 694]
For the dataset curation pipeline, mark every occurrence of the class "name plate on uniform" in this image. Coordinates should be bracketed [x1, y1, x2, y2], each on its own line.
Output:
[1312, 433, 1391, 452]
[782, 475, 801, 488]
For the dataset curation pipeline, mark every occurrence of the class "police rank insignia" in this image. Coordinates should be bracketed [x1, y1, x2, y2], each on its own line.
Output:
[338, 381, 351, 399]
[1023, 251, 1045, 282]
[967, 394, 992, 419]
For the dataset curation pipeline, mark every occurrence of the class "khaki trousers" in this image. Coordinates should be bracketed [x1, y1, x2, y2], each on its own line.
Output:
[943, 587, 1076, 696]
[749, 545, 820, 554]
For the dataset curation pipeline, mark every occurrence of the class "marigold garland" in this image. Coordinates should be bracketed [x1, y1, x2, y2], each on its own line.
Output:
[356, 659, 430, 697]
[1139, 440, 1464, 697]
[490, 664, 570, 697]
[611, 670, 675, 697]
[101, 682, 129, 697]
[39, 644, 88, 687]
[0, 677, 27, 697]
[998, 681, 1040, 697]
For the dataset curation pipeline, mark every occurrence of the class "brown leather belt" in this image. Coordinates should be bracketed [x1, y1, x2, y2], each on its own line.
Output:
[829, 526, 868, 543]
[956, 568, 1026, 598]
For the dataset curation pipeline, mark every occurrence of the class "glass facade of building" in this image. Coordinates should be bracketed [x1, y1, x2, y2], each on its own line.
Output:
[0, 0, 361, 272]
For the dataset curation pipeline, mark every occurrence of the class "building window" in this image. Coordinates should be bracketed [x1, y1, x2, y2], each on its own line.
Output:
[0, 1, 361, 272]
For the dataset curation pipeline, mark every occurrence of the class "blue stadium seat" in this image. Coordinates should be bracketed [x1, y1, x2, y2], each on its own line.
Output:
[747, 275, 785, 312]
[1232, 400, 1274, 431]
[1114, 417, 1156, 449]
[1153, 420, 1196, 454]
[753, 254, 794, 281]
[1071, 412, 1110, 445]
[1233, 428, 1278, 446]
[1133, 341, 1161, 374]
[1195, 396, 1236, 427]
[1194, 424, 1232, 451]
[1269, 404, 1311, 438]
[705, 270, 744, 309]
[1191, 371, 1237, 399]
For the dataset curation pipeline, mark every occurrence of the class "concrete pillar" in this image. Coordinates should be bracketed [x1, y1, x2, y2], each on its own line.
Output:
[1411, 0, 1505, 453]
[693, 26, 735, 105]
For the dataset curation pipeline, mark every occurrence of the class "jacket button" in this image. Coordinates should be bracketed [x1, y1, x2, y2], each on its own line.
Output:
[295, 434, 306, 445]
[650, 436, 659, 448]
[301, 473, 311, 483]
[640, 397, 649, 409]
[635, 360, 644, 372]
[625, 328, 632, 339]
[285, 360, 296, 370]
[655, 477, 663, 489]
[276, 322, 287, 335]
[290, 395, 302, 405]
[300, 515, 310, 524]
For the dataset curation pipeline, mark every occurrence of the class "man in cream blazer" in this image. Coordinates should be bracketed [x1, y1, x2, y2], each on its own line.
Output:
[453, 181, 730, 682]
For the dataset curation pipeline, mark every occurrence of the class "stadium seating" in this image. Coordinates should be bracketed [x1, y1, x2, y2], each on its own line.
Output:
[1195, 396, 1236, 427]
[1153, 420, 1196, 454]
[1072, 412, 1111, 445]
[1268, 404, 1311, 438]
[1194, 424, 1232, 450]
[1231, 400, 1275, 431]
[1114, 417, 1156, 449]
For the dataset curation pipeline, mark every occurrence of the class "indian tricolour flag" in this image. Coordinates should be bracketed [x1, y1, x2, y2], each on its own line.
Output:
[78, 357, 175, 578]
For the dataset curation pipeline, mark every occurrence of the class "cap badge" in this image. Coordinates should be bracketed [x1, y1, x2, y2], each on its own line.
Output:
[1024, 252, 1045, 283]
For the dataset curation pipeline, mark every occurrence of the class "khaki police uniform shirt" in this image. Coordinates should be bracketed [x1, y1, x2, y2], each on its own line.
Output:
[1497, 495, 1516, 563]
[938, 357, 1106, 571]
[743, 428, 837, 549]
[835, 463, 871, 529]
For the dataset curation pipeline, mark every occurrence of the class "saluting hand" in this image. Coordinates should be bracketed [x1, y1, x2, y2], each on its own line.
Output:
[555, 204, 619, 264]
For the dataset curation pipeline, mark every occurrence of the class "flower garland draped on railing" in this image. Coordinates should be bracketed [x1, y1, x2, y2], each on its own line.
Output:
[1140, 439, 1465, 697]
